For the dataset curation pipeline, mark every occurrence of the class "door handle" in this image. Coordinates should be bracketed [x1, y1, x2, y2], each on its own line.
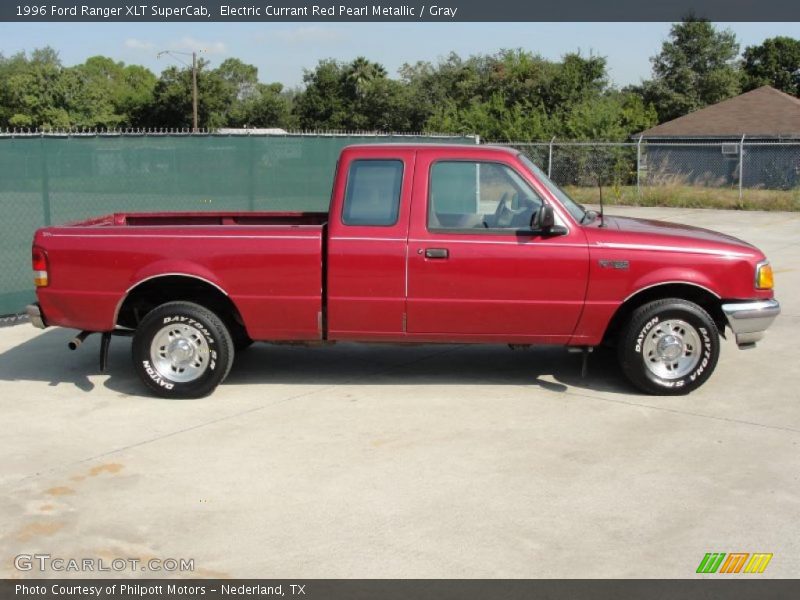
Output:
[425, 248, 449, 259]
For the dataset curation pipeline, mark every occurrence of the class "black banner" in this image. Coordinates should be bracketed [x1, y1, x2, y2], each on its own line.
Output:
[0, 0, 799, 22]
[4, 580, 800, 600]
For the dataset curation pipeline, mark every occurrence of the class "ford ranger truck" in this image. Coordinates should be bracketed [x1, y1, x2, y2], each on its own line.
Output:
[26, 145, 780, 398]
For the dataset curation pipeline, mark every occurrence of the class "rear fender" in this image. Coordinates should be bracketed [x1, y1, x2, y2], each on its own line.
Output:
[114, 261, 231, 324]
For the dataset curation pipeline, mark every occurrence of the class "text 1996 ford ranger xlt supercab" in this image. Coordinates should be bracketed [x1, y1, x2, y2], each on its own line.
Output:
[27, 144, 780, 397]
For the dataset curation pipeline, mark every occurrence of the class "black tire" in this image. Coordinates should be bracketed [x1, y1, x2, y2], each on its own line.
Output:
[618, 298, 720, 395]
[229, 323, 254, 352]
[132, 301, 234, 398]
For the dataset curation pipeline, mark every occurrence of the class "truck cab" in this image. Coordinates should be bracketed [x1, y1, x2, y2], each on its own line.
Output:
[326, 145, 588, 344]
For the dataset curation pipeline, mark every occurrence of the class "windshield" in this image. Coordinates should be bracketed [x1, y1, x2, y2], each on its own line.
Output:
[518, 154, 587, 224]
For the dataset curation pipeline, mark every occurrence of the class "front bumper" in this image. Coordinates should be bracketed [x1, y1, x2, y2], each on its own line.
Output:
[721, 299, 780, 348]
[25, 303, 47, 329]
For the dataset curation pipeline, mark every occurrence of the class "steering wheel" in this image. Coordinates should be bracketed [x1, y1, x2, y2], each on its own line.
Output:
[493, 193, 514, 228]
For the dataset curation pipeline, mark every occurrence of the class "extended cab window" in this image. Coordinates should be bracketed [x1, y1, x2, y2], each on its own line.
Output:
[342, 160, 404, 226]
[428, 161, 543, 231]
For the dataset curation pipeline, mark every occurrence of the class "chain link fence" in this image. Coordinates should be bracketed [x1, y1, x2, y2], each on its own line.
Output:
[0, 130, 476, 316]
[501, 140, 800, 208]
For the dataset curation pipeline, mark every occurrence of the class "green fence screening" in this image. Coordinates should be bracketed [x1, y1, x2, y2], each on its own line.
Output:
[0, 132, 475, 316]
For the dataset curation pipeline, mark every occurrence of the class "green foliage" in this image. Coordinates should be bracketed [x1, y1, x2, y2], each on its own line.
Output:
[639, 18, 741, 122]
[742, 37, 800, 96]
[0, 49, 158, 129]
[0, 49, 291, 131]
[293, 57, 412, 131]
[292, 59, 348, 129]
[150, 58, 230, 128]
[238, 83, 295, 128]
[64, 56, 157, 128]
[0, 47, 70, 128]
[406, 49, 655, 141]
[0, 46, 661, 138]
[427, 94, 553, 141]
[202, 58, 293, 128]
[564, 91, 657, 140]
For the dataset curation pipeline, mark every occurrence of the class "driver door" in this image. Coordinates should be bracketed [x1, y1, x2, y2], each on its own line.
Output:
[405, 153, 589, 343]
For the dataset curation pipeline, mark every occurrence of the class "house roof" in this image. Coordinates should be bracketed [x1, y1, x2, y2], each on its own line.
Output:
[638, 86, 800, 139]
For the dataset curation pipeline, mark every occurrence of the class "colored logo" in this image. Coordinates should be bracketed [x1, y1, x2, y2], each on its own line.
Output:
[696, 552, 773, 574]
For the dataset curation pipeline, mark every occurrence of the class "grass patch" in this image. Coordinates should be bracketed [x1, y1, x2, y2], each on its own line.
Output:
[564, 184, 800, 211]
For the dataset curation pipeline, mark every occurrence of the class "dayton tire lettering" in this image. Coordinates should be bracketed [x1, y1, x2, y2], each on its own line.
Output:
[635, 316, 659, 353]
[142, 360, 175, 390]
[162, 315, 215, 344]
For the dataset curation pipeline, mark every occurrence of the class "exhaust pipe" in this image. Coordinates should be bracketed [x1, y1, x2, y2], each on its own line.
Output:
[68, 331, 92, 350]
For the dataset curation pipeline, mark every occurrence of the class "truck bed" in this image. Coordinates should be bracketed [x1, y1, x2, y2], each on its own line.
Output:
[34, 211, 328, 340]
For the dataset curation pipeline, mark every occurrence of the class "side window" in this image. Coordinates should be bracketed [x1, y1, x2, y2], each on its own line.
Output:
[342, 160, 404, 226]
[428, 161, 543, 231]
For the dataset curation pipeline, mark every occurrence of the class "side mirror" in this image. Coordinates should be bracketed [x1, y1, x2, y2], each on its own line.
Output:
[531, 204, 555, 230]
[530, 204, 567, 236]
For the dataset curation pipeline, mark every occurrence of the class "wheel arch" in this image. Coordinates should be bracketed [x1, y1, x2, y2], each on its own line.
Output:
[115, 273, 246, 335]
[603, 282, 726, 345]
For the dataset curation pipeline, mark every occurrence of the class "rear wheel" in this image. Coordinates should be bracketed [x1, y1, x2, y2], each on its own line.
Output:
[618, 298, 719, 395]
[132, 301, 234, 398]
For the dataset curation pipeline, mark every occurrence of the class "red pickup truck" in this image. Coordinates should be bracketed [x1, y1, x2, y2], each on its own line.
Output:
[27, 144, 779, 398]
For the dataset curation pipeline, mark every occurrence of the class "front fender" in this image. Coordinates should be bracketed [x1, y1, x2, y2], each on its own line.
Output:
[569, 260, 725, 346]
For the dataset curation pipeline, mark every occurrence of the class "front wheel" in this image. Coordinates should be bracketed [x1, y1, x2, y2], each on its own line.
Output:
[618, 298, 720, 395]
[132, 301, 234, 398]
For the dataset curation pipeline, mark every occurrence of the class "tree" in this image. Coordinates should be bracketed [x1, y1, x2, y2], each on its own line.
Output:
[400, 50, 613, 139]
[344, 57, 387, 99]
[233, 83, 293, 128]
[426, 94, 553, 141]
[742, 37, 800, 96]
[217, 58, 259, 102]
[0, 50, 157, 129]
[115, 64, 158, 126]
[149, 58, 234, 129]
[640, 18, 741, 122]
[403, 49, 641, 141]
[562, 91, 657, 140]
[214, 57, 259, 125]
[544, 53, 608, 115]
[148, 64, 195, 128]
[293, 57, 412, 131]
[0, 45, 671, 137]
[60, 61, 122, 128]
[0, 47, 70, 128]
[292, 59, 348, 129]
[206, 58, 292, 128]
[62, 56, 156, 128]
[399, 53, 482, 130]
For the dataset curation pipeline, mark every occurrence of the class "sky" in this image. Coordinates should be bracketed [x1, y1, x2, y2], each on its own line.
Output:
[0, 22, 798, 89]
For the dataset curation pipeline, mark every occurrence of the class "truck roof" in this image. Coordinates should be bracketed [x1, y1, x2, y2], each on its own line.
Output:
[343, 143, 519, 156]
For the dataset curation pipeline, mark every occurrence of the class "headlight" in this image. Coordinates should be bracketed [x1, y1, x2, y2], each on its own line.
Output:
[755, 261, 773, 290]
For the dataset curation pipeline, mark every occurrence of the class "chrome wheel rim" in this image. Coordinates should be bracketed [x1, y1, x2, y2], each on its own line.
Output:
[150, 323, 210, 383]
[641, 319, 702, 379]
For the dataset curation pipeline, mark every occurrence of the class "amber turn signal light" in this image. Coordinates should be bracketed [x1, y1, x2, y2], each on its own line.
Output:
[756, 262, 773, 290]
